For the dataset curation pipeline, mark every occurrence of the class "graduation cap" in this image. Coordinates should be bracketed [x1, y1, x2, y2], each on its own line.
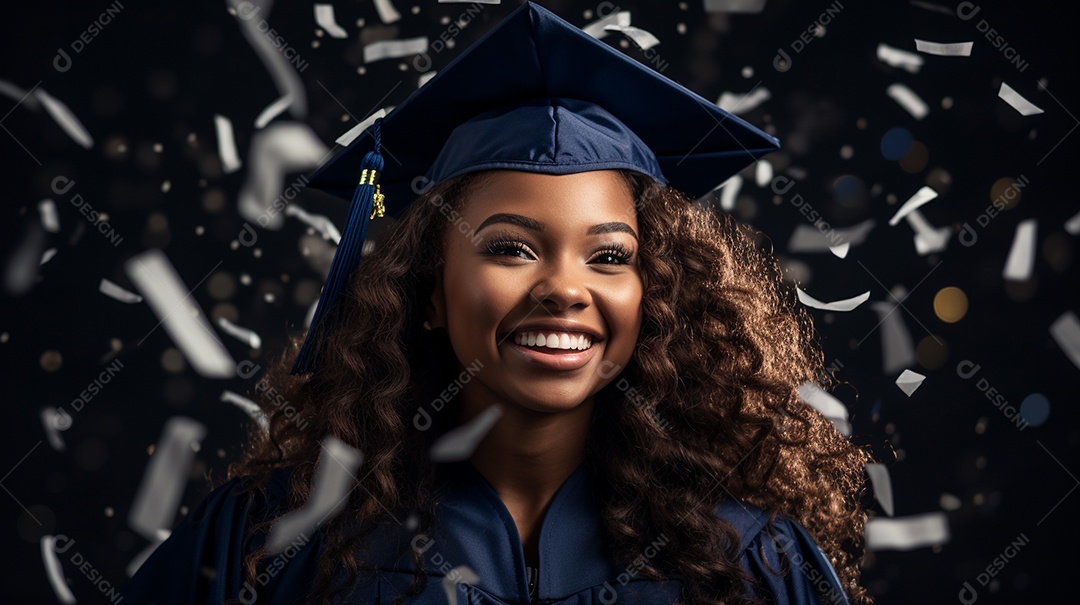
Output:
[291, 1, 780, 374]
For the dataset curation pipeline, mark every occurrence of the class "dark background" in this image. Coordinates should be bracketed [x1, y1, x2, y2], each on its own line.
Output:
[2, 0, 1077, 603]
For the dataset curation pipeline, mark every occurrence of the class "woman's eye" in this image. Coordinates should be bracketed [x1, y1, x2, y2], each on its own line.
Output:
[485, 240, 534, 260]
[591, 245, 635, 266]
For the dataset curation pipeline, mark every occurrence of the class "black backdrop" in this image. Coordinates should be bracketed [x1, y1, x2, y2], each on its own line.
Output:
[2, 1, 1077, 603]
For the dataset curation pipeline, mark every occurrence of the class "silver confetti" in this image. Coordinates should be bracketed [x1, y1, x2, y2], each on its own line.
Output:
[430, 405, 503, 462]
[221, 390, 269, 431]
[886, 83, 928, 120]
[266, 436, 363, 553]
[865, 463, 894, 516]
[363, 37, 429, 63]
[865, 512, 949, 551]
[38, 199, 60, 233]
[314, 4, 348, 38]
[99, 278, 143, 304]
[229, 0, 307, 118]
[217, 316, 263, 349]
[796, 287, 870, 312]
[34, 88, 94, 149]
[914, 39, 973, 57]
[895, 369, 926, 397]
[998, 82, 1043, 116]
[1002, 218, 1037, 281]
[876, 43, 923, 73]
[238, 122, 329, 231]
[40, 536, 77, 604]
[213, 114, 242, 174]
[124, 249, 236, 378]
[128, 417, 208, 541]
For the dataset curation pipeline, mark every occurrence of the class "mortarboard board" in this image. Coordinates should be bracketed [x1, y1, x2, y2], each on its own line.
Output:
[291, 1, 780, 374]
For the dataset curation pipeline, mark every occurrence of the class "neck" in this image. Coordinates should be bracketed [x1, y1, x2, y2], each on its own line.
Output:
[459, 395, 592, 505]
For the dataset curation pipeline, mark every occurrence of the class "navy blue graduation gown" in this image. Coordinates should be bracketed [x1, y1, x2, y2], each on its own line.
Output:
[120, 460, 850, 604]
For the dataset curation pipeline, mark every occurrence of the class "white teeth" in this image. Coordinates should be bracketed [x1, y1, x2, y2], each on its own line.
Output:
[514, 331, 593, 351]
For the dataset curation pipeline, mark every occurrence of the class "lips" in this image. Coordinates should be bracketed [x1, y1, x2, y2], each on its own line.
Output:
[504, 338, 600, 371]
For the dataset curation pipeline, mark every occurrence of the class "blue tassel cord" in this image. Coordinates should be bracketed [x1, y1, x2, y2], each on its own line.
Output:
[291, 118, 386, 375]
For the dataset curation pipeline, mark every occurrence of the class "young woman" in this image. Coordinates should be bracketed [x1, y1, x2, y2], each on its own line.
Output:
[120, 3, 873, 604]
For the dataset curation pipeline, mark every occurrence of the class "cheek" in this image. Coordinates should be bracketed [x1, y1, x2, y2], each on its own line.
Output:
[445, 264, 521, 339]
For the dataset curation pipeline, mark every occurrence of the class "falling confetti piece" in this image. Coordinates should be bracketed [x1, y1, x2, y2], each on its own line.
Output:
[124, 249, 236, 378]
[998, 82, 1044, 116]
[829, 243, 850, 258]
[1002, 219, 1037, 281]
[582, 10, 629, 38]
[38, 199, 59, 233]
[865, 512, 949, 551]
[39, 248, 58, 265]
[865, 463, 895, 516]
[336, 109, 389, 147]
[870, 290, 917, 374]
[754, 160, 773, 187]
[40, 408, 69, 451]
[895, 369, 925, 396]
[430, 405, 504, 462]
[128, 417, 207, 540]
[0, 78, 40, 108]
[238, 122, 329, 231]
[1049, 311, 1080, 371]
[231, 0, 307, 119]
[364, 37, 429, 63]
[796, 287, 870, 312]
[41, 536, 77, 604]
[286, 204, 342, 244]
[914, 39, 973, 56]
[717, 87, 771, 115]
[217, 316, 262, 349]
[254, 94, 292, 129]
[34, 88, 94, 149]
[314, 4, 348, 38]
[1065, 209, 1080, 235]
[213, 114, 242, 174]
[604, 24, 660, 50]
[876, 44, 923, 73]
[221, 390, 269, 431]
[442, 565, 481, 605]
[886, 83, 929, 120]
[99, 278, 143, 303]
[703, 0, 767, 12]
[889, 186, 938, 226]
[374, 0, 402, 23]
[905, 209, 951, 255]
[714, 174, 742, 211]
[939, 493, 962, 511]
[788, 219, 876, 254]
[798, 382, 851, 436]
[267, 436, 363, 553]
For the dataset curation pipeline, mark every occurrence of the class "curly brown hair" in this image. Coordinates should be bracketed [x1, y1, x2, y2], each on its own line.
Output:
[225, 168, 874, 605]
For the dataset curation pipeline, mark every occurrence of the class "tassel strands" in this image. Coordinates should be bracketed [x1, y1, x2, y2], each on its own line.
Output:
[290, 118, 386, 375]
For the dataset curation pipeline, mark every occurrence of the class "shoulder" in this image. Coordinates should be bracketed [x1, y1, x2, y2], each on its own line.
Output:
[715, 498, 850, 605]
[120, 467, 318, 604]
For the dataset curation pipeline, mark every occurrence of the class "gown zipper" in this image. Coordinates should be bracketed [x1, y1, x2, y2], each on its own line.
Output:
[526, 564, 538, 604]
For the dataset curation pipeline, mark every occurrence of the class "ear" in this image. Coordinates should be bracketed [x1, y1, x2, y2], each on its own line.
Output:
[425, 268, 446, 329]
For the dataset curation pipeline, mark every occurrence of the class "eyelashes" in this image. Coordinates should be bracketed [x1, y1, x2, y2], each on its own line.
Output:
[483, 238, 635, 265]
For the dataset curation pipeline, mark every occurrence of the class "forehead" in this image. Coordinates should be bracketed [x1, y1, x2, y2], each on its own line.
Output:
[458, 170, 639, 230]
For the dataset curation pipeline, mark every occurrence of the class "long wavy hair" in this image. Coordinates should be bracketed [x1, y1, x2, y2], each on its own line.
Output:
[225, 168, 874, 605]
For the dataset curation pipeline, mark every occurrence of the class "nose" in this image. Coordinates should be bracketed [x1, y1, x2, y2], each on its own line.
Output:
[528, 257, 593, 313]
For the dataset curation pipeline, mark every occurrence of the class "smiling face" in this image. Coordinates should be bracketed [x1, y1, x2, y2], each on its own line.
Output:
[426, 169, 644, 414]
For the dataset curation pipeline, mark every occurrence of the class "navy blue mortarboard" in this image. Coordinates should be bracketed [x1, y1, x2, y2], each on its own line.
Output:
[291, 1, 780, 374]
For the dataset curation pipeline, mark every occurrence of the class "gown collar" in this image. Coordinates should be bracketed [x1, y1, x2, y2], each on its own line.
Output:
[431, 459, 617, 601]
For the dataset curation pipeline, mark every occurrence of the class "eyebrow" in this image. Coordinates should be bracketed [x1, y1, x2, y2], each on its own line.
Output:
[476, 213, 638, 241]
